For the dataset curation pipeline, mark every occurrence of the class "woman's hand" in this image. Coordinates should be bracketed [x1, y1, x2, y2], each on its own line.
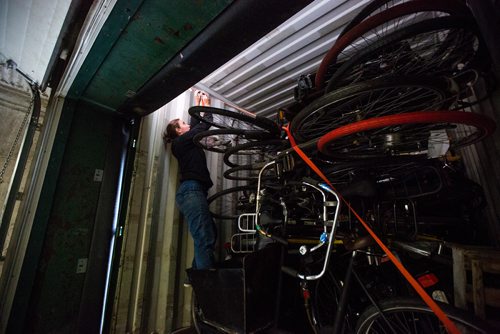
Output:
[195, 90, 211, 106]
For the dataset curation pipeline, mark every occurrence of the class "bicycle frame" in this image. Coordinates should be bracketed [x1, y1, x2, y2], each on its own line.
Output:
[240, 159, 342, 281]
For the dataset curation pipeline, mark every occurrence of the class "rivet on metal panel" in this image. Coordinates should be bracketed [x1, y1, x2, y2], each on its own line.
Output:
[76, 258, 88, 273]
[94, 169, 104, 182]
[125, 90, 136, 97]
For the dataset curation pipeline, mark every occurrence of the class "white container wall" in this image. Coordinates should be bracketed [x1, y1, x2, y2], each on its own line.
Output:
[112, 90, 241, 332]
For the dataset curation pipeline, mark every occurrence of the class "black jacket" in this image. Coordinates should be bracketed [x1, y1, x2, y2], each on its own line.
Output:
[172, 116, 213, 190]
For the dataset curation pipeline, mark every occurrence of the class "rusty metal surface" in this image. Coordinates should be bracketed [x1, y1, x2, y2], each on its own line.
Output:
[69, 0, 232, 112]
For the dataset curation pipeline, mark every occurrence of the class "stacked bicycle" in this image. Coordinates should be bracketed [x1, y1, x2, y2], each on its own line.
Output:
[188, 0, 497, 333]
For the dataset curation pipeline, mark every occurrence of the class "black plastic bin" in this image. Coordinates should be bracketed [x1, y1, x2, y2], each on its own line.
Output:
[187, 245, 281, 333]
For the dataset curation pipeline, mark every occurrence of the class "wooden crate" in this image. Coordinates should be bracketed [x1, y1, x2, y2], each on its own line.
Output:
[450, 244, 500, 320]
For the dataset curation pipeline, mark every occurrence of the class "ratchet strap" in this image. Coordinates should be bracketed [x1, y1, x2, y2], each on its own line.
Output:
[283, 125, 460, 334]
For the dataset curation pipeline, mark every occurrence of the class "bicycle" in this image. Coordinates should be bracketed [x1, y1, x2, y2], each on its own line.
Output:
[184, 0, 496, 327]
[250, 161, 493, 333]
[315, 0, 476, 90]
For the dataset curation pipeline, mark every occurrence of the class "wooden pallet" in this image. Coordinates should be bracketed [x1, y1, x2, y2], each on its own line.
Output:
[450, 244, 500, 320]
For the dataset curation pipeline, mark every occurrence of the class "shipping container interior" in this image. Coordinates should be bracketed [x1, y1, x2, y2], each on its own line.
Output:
[0, 0, 500, 333]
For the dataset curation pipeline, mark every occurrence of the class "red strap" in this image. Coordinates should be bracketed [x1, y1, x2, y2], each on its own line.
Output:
[283, 125, 460, 334]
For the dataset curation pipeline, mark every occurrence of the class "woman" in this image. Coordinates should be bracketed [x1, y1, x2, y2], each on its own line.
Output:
[162, 92, 216, 271]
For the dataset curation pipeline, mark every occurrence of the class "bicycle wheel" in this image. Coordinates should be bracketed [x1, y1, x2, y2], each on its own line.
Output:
[189, 106, 279, 134]
[338, 0, 411, 38]
[316, 0, 471, 88]
[326, 16, 485, 92]
[223, 139, 289, 168]
[191, 290, 202, 334]
[223, 162, 277, 181]
[290, 76, 455, 143]
[355, 297, 493, 333]
[191, 290, 229, 333]
[320, 156, 428, 188]
[207, 185, 258, 220]
[313, 267, 350, 331]
[318, 111, 495, 159]
[193, 129, 275, 154]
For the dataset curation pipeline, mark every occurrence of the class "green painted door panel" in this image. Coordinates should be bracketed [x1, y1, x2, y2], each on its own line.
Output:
[69, 0, 232, 110]
[23, 103, 117, 333]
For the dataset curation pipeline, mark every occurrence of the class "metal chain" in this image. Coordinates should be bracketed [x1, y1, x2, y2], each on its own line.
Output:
[0, 90, 35, 183]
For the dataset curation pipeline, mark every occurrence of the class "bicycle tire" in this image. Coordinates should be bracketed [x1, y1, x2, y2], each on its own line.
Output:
[316, 0, 471, 88]
[223, 139, 289, 168]
[290, 76, 456, 143]
[313, 266, 347, 330]
[383, 164, 443, 200]
[189, 106, 279, 134]
[207, 185, 258, 220]
[338, 0, 410, 37]
[317, 111, 495, 159]
[223, 162, 273, 181]
[191, 290, 202, 334]
[320, 156, 428, 187]
[191, 290, 231, 333]
[326, 16, 485, 92]
[193, 129, 275, 154]
[355, 297, 494, 333]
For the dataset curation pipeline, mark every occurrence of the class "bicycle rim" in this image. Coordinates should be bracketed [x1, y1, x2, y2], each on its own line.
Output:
[194, 129, 274, 154]
[188, 106, 278, 133]
[338, 0, 411, 38]
[326, 16, 484, 92]
[290, 76, 454, 143]
[356, 297, 493, 333]
[223, 163, 274, 181]
[322, 156, 431, 188]
[317, 0, 471, 88]
[191, 291, 202, 334]
[223, 139, 289, 168]
[318, 111, 495, 159]
[207, 185, 258, 220]
[313, 268, 346, 329]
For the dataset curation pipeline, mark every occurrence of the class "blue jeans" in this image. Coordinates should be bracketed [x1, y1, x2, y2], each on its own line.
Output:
[176, 180, 216, 269]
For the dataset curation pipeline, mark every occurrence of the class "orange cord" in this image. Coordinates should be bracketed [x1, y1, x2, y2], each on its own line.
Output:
[283, 125, 460, 334]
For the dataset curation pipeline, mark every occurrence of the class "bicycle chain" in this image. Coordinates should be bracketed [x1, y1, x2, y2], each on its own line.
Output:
[0, 90, 34, 183]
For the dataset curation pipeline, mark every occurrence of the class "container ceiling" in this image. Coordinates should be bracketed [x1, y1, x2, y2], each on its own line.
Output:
[197, 0, 372, 117]
[1, 0, 373, 118]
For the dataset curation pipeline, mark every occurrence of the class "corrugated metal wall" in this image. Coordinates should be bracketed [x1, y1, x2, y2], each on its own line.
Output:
[4, 0, 499, 331]
[112, 2, 500, 331]
[112, 91, 238, 332]
[198, 0, 371, 117]
[0, 0, 71, 84]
